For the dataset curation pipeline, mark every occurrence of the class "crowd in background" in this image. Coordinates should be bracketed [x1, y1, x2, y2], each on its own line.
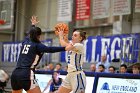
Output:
[36, 55, 140, 75]
[90, 63, 140, 74]
[0, 55, 139, 93]
[35, 56, 139, 93]
[88, 55, 140, 74]
[41, 63, 67, 72]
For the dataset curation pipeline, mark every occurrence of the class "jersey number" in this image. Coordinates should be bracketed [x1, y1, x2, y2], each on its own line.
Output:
[22, 45, 31, 54]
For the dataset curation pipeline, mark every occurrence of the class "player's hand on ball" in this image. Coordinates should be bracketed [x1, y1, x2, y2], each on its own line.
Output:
[63, 34, 69, 42]
[58, 28, 64, 39]
[54, 23, 69, 36]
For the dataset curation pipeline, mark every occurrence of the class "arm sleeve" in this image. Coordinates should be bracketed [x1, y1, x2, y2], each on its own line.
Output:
[37, 43, 65, 53]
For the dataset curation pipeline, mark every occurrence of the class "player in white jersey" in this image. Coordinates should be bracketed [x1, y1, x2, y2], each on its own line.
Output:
[57, 29, 86, 93]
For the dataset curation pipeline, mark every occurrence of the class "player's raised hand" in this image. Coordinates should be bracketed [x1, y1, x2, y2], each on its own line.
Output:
[30, 15, 39, 25]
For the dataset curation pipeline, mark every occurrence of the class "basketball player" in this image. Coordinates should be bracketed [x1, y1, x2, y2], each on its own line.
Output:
[57, 29, 86, 93]
[11, 16, 71, 93]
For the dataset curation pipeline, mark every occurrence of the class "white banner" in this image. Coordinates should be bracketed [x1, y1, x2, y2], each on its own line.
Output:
[57, 0, 72, 22]
[93, 0, 110, 19]
[76, 0, 90, 20]
[135, 0, 140, 12]
[113, 0, 131, 16]
[96, 77, 140, 93]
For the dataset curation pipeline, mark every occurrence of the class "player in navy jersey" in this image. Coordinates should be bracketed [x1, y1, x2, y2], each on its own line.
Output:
[57, 29, 87, 93]
[11, 16, 71, 93]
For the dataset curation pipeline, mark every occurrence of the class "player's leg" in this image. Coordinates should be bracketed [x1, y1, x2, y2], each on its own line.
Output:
[12, 89, 23, 93]
[57, 74, 72, 93]
[26, 86, 41, 93]
[57, 86, 71, 93]
[25, 70, 41, 93]
[79, 72, 86, 93]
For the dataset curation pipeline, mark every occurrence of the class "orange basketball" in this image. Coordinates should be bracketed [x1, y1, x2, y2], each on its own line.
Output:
[54, 23, 69, 35]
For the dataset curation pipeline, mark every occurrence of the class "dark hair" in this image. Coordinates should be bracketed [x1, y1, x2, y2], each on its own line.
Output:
[52, 71, 60, 75]
[74, 30, 86, 42]
[52, 71, 60, 78]
[99, 64, 105, 69]
[132, 65, 140, 70]
[56, 63, 62, 66]
[29, 27, 42, 43]
[109, 66, 116, 71]
[120, 64, 127, 69]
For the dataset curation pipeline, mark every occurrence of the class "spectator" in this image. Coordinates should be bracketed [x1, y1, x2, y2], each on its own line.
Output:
[35, 66, 41, 70]
[90, 64, 96, 72]
[43, 63, 49, 70]
[54, 63, 62, 71]
[97, 64, 105, 72]
[48, 63, 54, 71]
[132, 65, 140, 74]
[108, 66, 116, 73]
[63, 65, 68, 71]
[0, 69, 9, 92]
[119, 64, 127, 74]
[96, 55, 110, 72]
[0, 69, 9, 82]
[43, 71, 63, 93]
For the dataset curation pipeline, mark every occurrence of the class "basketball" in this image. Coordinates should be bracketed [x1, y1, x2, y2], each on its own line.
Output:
[54, 23, 69, 35]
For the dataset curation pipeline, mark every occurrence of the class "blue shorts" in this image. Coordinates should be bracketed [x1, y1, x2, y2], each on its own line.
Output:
[11, 68, 38, 91]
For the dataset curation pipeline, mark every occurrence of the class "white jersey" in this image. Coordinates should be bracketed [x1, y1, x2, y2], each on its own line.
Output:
[67, 43, 84, 73]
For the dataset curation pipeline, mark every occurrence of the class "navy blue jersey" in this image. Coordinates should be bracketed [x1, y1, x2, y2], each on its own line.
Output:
[16, 37, 65, 70]
[11, 25, 65, 91]
[49, 78, 62, 92]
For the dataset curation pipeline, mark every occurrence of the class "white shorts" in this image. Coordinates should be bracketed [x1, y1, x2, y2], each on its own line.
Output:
[62, 71, 86, 93]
